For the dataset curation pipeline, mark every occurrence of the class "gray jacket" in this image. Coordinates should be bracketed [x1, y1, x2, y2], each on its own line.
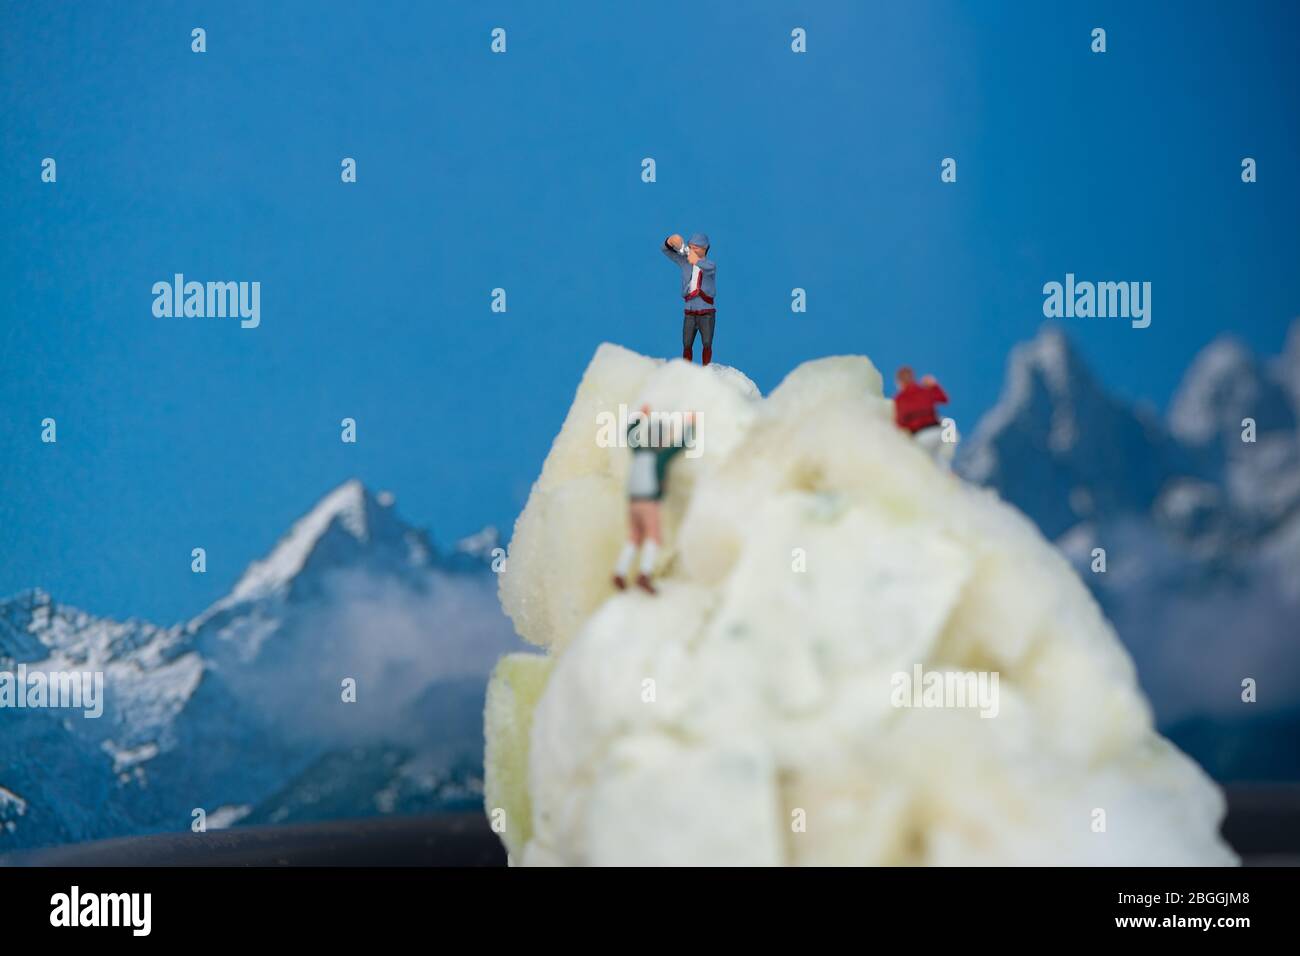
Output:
[662, 241, 716, 311]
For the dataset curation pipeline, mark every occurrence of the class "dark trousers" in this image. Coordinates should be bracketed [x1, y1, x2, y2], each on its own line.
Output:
[683, 311, 716, 350]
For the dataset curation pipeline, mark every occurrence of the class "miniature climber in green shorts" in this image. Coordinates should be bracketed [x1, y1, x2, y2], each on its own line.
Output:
[612, 406, 697, 594]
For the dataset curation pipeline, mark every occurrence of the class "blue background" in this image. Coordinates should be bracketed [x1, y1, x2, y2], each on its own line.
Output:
[2, 0, 1297, 624]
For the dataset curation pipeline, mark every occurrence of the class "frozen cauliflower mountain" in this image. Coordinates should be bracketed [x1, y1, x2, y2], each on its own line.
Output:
[485, 344, 1236, 866]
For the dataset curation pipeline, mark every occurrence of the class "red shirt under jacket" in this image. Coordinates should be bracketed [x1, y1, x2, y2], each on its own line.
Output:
[894, 382, 949, 433]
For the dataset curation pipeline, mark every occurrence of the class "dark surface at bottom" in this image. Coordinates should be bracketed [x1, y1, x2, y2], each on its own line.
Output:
[3, 785, 1298, 866]
[0, 813, 506, 867]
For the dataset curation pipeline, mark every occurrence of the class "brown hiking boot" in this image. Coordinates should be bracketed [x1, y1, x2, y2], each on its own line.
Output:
[612, 574, 627, 591]
[635, 574, 657, 594]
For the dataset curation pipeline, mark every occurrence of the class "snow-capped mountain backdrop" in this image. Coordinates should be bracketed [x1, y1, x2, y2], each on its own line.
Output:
[962, 320, 1300, 781]
[5, 324, 1298, 851]
[0, 481, 521, 850]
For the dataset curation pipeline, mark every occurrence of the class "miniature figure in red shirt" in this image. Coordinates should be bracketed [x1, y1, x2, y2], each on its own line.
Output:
[893, 366, 958, 470]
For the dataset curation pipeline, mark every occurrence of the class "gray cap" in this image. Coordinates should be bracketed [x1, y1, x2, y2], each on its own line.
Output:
[688, 232, 710, 249]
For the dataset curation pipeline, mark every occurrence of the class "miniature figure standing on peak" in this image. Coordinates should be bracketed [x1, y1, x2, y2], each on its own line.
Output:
[893, 366, 959, 470]
[662, 232, 716, 365]
[613, 406, 697, 594]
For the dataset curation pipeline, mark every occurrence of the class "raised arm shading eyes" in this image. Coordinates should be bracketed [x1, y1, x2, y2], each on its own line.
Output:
[662, 235, 689, 269]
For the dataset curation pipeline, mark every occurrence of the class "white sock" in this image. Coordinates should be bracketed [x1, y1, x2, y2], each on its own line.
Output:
[639, 540, 659, 575]
[614, 542, 636, 577]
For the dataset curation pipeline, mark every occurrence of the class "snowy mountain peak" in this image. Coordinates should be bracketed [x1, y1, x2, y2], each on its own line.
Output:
[1002, 323, 1096, 404]
[961, 325, 1203, 539]
[1280, 317, 1300, 411]
[221, 479, 428, 608]
[963, 324, 1097, 482]
[1015, 323, 1083, 390]
[1, 479, 523, 850]
[456, 526, 500, 559]
[1284, 316, 1300, 364]
[1169, 334, 1296, 448]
